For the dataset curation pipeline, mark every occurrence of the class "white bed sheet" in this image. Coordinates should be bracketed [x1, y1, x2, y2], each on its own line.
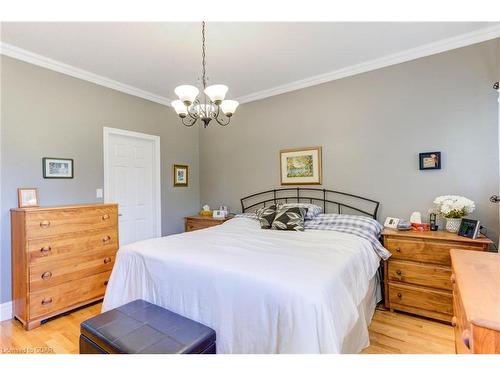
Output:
[102, 217, 381, 353]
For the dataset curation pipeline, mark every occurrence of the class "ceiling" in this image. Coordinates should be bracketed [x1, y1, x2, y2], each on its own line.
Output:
[1, 22, 499, 105]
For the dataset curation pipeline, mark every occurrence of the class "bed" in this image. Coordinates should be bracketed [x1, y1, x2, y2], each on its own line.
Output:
[102, 188, 391, 353]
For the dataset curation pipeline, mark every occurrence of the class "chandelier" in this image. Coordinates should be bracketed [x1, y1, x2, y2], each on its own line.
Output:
[171, 22, 239, 128]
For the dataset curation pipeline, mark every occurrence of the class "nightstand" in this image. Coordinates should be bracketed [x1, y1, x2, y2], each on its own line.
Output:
[185, 215, 233, 232]
[381, 229, 492, 323]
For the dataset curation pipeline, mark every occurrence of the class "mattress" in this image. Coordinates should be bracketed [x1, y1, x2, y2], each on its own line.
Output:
[102, 217, 382, 353]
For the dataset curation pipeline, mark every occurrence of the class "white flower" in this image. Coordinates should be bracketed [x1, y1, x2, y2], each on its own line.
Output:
[433, 195, 475, 219]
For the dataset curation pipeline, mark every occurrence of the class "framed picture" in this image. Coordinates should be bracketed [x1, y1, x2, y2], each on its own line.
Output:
[280, 147, 322, 185]
[43, 157, 74, 178]
[173, 164, 188, 187]
[18, 188, 39, 208]
[419, 152, 441, 170]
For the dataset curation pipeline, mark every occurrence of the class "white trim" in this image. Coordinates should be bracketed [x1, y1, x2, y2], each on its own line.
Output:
[0, 301, 13, 321]
[1, 25, 500, 107]
[103, 127, 162, 239]
[0, 42, 171, 107]
[236, 24, 500, 103]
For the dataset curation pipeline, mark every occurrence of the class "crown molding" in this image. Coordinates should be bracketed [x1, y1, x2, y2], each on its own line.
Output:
[0, 42, 172, 107]
[1, 24, 499, 107]
[236, 24, 500, 104]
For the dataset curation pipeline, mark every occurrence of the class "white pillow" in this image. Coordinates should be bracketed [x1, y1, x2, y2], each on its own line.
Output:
[279, 203, 323, 220]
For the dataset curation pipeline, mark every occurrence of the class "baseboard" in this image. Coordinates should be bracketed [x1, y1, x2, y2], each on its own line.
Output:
[0, 300, 13, 321]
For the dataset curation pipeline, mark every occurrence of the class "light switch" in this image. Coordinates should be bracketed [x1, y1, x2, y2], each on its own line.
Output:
[96, 188, 103, 198]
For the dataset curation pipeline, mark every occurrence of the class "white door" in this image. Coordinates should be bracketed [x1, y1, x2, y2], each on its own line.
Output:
[104, 127, 161, 246]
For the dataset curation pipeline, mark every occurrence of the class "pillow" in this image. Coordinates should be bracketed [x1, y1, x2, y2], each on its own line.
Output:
[279, 203, 322, 220]
[256, 204, 279, 229]
[271, 206, 307, 231]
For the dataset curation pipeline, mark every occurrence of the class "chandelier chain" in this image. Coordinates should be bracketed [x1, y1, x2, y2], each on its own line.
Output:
[201, 21, 207, 89]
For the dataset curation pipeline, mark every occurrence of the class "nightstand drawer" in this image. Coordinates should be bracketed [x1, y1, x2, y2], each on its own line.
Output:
[385, 237, 483, 266]
[388, 282, 453, 319]
[388, 260, 452, 290]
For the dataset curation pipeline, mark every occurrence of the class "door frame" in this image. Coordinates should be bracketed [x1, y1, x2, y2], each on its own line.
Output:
[103, 126, 162, 238]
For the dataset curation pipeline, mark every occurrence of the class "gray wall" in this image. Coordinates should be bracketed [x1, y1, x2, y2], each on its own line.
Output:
[200, 40, 500, 241]
[1, 56, 200, 303]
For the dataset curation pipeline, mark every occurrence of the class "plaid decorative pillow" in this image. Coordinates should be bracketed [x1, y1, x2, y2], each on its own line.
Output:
[271, 206, 307, 231]
[256, 204, 279, 229]
[279, 203, 322, 220]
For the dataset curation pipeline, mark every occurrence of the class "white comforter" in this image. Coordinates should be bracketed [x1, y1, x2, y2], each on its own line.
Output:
[102, 217, 381, 353]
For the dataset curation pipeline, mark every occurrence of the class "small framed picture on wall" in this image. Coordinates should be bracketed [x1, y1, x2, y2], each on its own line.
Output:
[173, 164, 188, 187]
[419, 152, 441, 170]
[43, 157, 74, 178]
[18, 188, 39, 208]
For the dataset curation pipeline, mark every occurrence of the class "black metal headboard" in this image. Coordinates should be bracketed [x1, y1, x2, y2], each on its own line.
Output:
[240, 188, 380, 219]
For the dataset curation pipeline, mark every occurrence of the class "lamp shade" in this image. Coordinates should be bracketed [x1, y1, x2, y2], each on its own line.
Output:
[174, 85, 199, 105]
[171, 100, 188, 117]
[220, 100, 239, 116]
[204, 84, 228, 104]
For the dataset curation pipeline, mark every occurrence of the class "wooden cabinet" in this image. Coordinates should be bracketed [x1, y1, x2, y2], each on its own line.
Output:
[185, 215, 232, 232]
[451, 249, 500, 354]
[382, 229, 491, 323]
[11, 203, 119, 330]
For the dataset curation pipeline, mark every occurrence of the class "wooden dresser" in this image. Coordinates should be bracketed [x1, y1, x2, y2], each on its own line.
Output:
[185, 215, 232, 232]
[11, 203, 119, 330]
[451, 249, 500, 354]
[382, 229, 491, 323]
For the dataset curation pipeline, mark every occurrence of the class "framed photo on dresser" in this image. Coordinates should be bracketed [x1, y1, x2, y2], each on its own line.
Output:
[17, 188, 39, 208]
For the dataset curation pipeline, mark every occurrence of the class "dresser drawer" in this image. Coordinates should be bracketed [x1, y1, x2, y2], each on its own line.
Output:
[388, 282, 453, 317]
[388, 260, 452, 290]
[385, 237, 483, 266]
[25, 206, 117, 239]
[29, 271, 110, 319]
[29, 248, 116, 292]
[27, 229, 118, 264]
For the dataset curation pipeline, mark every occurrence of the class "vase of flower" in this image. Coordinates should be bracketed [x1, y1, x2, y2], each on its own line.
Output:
[445, 218, 462, 233]
[433, 195, 475, 233]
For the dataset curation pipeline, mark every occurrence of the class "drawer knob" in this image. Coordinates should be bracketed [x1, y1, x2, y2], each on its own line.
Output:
[102, 214, 110, 220]
[396, 270, 402, 276]
[102, 235, 111, 243]
[462, 329, 471, 350]
[41, 271, 52, 280]
[104, 257, 112, 264]
[451, 316, 457, 327]
[450, 274, 456, 284]
[395, 247, 401, 253]
[41, 297, 53, 305]
[40, 246, 51, 254]
[104, 280, 109, 286]
[397, 293, 402, 298]
[40, 220, 51, 228]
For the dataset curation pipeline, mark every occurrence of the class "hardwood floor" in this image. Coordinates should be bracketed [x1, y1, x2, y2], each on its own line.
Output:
[0, 303, 454, 354]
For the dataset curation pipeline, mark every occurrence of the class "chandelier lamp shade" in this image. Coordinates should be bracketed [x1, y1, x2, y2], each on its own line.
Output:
[172, 22, 239, 127]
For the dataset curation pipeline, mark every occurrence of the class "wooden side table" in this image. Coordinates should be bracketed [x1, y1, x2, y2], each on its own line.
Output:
[185, 215, 233, 232]
[381, 228, 492, 323]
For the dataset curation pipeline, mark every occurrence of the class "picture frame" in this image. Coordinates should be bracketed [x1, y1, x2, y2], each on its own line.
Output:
[458, 218, 480, 239]
[384, 217, 400, 229]
[419, 152, 441, 170]
[43, 157, 74, 178]
[18, 188, 39, 208]
[280, 146, 322, 185]
[173, 164, 189, 187]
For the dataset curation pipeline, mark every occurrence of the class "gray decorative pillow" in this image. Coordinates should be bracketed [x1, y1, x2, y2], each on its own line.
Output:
[271, 206, 307, 231]
[279, 203, 322, 220]
[256, 204, 279, 229]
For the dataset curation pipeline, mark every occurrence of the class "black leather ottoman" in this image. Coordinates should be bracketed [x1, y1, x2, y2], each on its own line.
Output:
[80, 300, 216, 354]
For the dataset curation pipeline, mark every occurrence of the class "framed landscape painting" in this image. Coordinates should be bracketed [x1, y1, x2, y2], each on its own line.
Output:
[173, 164, 188, 187]
[280, 146, 322, 185]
